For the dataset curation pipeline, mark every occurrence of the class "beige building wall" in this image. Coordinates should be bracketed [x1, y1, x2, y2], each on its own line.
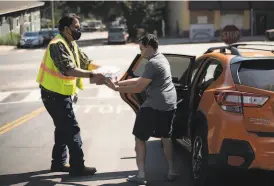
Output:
[167, 1, 251, 37]
[182, 10, 251, 37]
[243, 10, 250, 30]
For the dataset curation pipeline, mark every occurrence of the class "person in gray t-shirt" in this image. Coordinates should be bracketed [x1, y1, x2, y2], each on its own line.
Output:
[105, 34, 178, 184]
[141, 52, 177, 111]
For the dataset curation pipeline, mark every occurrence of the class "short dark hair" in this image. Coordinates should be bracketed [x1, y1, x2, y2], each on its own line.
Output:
[58, 13, 79, 32]
[138, 34, 159, 50]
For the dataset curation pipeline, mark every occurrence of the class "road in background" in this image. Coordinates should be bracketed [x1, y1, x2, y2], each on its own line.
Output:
[1, 42, 274, 185]
[79, 31, 108, 41]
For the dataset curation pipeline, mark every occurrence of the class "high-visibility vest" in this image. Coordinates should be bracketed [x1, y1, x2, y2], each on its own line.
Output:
[36, 34, 84, 96]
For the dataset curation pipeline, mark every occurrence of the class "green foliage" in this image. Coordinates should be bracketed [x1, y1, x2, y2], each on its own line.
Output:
[58, 1, 167, 39]
[119, 1, 167, 39]
[54, 6, 63, 25]
[0, 32, 20, 46]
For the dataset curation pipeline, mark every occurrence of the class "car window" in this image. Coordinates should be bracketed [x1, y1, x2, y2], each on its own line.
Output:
[40, 31, 49, 36]
[198, 59, 223, 87]
[236, 59, 274, 91]
[190, 57, 207, 84]
[133, 54, 193, 82]
[24, 32, 39, 37]
[109, 28, 124, 33]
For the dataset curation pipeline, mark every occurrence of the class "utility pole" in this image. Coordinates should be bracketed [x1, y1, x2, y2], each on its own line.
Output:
[51, 0, 55, 29]
[162, 19, 165, 37]
[250, 8, 254, 36]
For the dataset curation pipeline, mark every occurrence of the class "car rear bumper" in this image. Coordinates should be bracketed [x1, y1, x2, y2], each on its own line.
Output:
[207, 109, 274, 171]
[208, 139, 255, 169]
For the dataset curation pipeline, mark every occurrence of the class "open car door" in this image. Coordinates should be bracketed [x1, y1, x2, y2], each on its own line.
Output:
[119, 53, 196, 133]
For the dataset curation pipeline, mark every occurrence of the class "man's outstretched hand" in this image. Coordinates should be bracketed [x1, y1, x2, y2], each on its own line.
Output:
[89, 73, 106, 85]
[105, 78, 118, 91]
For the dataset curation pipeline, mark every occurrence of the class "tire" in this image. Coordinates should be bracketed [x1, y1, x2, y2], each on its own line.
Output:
[191, 125, 210, 186]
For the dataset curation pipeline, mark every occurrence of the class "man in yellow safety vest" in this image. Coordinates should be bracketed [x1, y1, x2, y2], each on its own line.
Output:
[36, 13, 105, 177]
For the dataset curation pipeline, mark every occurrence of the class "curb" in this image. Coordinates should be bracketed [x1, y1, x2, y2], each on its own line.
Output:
[0, 46, 17, 53]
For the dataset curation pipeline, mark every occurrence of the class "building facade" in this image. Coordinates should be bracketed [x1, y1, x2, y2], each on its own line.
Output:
[167, 1, 274, 40]
[0, 1, 44, 37]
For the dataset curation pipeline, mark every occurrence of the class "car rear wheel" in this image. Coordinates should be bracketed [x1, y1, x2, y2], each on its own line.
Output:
[191, 126, 210, 186]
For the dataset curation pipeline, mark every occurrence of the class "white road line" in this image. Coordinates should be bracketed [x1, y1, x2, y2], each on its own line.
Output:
[0, 93, 120, 105]
[1, 89, 35, 94]
[0, 92, 11, 102]
[0, 85, 122, 105]
[21, 89, 41, 102]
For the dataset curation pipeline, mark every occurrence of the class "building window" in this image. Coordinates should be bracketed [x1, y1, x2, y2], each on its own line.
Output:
[190, 11, 214, 25]
[24, 15, 30, 22]
[220, 11, 244, 29]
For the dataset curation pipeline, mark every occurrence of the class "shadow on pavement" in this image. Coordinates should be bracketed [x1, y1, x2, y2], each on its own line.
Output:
[1, 139, 273, 186]
[213, 169, 274, 186]
[98, 183, 133, 186]
[69, 139, 193, 186]
[0, 170, 77, 186]
[0, 140, 191, 186]
[63, 170, 137, 183]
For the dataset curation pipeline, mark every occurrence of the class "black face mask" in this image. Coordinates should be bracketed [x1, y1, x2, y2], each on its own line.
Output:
[69, 28, 81, 40]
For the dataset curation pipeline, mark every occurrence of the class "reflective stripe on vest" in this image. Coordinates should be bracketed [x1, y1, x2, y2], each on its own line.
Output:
[40, 63, 76, 80]
[38, 41, 76, 83]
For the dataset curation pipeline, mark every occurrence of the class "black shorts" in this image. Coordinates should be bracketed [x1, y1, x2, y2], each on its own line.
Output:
[132, 107, 176, 141]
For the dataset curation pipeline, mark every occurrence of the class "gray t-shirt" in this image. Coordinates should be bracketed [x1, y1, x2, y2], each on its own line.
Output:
[141, 53, 177, 111]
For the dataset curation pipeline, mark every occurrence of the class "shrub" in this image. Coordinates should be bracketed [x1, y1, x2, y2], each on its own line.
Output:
[0, 32, 20, 46]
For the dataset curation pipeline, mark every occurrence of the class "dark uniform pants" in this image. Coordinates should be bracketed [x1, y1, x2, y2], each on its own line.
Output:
[41, 87, 84, 171]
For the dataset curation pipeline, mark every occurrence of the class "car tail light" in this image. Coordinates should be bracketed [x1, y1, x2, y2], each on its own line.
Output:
[214, 90, 269, 113]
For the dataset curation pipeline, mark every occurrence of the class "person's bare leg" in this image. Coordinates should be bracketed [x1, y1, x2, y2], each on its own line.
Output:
[135, 137, 146, 178]
[127, 137, 147, 184]
[162, 138, 176, 175]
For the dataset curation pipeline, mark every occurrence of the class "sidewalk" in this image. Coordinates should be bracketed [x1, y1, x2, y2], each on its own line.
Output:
[0, 45, 17, 53]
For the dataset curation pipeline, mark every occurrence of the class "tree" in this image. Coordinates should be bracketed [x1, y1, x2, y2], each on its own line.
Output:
[119, 1, 167, 40]
[58, 1, 167, 40]
[64, 1, 119, 22]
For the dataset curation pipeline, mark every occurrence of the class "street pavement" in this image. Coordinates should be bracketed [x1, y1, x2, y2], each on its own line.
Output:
[79, 31, 108, 41]
[1, 42, 274, 186]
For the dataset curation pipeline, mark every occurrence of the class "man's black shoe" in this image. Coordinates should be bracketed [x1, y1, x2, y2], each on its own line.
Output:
[50, 163, 70, 172]
[69, 166, 97, 177]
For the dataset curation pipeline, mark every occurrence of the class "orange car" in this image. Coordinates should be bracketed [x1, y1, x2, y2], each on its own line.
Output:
[119, 43, 274, 185]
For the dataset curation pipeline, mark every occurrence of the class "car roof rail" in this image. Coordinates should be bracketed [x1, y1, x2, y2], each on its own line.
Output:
[230, 43, 274, 53]
[204, 46, 241, 55]
[205, 43, 274, 55]
[231, 43, 274, 48]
